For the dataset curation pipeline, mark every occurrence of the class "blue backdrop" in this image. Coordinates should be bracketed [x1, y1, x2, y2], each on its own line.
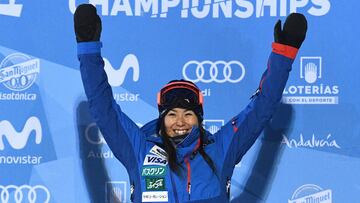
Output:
[0, 0, 359, 202]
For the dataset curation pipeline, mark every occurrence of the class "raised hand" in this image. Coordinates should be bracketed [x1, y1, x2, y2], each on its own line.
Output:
[274, 13, 307, 49]
[74, 4, 102, 42]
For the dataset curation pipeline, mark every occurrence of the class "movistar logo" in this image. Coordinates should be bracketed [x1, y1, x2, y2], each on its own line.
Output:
[0, 116, 42, 150]
[103, 54, 140, 87]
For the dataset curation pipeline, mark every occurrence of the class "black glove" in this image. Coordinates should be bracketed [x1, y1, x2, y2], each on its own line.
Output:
[74, 4, 101, 42]
[274, 13, 307, 49]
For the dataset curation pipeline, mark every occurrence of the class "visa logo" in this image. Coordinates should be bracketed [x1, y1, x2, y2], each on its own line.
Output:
[143, 154, 168, 166]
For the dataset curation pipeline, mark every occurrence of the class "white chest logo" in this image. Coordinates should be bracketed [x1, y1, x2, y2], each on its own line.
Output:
[149, 145, 167, 159]
[143, 154, 168, 166]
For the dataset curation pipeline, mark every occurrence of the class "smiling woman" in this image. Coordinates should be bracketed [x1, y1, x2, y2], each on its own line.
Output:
[74, 4, 307, 202]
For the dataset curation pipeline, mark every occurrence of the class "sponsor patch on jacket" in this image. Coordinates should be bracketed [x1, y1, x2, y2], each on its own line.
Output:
[142, 166, 167, 177]
[143, 154, 168, 166]
[149, 145, 167, 159]
[142, 191, 168, 202]
[146, 178, 166, 191]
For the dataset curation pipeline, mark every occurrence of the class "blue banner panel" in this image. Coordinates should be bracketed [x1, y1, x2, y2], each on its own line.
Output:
[0, 0, 359, 202]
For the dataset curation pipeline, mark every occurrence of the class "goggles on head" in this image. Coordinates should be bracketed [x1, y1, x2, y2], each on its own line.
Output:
[157, 81, 203, 108]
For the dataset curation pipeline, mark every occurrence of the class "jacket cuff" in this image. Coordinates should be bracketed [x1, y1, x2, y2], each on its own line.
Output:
[77, 41, 102, 55]
[272, 42, 298, 59]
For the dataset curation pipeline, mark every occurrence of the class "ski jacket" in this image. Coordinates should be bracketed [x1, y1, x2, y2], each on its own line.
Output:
[77, 41, 297, 203]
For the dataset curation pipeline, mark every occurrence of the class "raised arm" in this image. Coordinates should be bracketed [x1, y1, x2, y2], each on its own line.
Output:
[216, 13, 308, 168]
[74, 4, 146, 170]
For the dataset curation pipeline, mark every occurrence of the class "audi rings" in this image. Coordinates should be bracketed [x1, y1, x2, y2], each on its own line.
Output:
[85, 123, 106, 145]
[85, 122, 143, 145]
[182, 60, 245, 83]
[0, 185, 50, 203]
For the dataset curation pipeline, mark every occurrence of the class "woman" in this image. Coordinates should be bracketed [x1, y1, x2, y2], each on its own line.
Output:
[74, 4, 307, 202]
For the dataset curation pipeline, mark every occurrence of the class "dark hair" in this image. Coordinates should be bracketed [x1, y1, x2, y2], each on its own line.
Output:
[158, 116, 216, 176]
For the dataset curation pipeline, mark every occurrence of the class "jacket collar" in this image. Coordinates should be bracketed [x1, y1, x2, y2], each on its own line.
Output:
[142, 119, 201, 161]
[142, 119, 162, 144]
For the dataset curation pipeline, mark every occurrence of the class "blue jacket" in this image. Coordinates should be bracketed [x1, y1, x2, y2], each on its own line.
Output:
[77, 41, 297, 203]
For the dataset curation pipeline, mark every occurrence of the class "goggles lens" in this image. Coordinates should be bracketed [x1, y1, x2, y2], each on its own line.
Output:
[157, 82, 203, 107]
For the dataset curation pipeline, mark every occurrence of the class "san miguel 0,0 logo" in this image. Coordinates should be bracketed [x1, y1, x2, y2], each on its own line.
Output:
[0, 53, 40, 101]
[289, 184, 332, 203]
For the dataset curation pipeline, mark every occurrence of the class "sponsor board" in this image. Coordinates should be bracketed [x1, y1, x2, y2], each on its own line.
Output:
[282, 133, 340, 149]
[201, 88, 211, 97]
[103, 54, 139, 87]
[69, 0, 331, 18]
[85, 123, 143, 145]
[0, 184, 50, 203]
[0, 53, 39, 101]
[87, 150, 115, 159]
[85, 123, 107, 145]
[183, 60, 245, 84]
[85, 122, 143, 159]
[85, 122, 114, 159]
[183, 60, 245, 98]
[0, 117, 43, 165]
[0, 116, 42, 150]
[105, 181, 126, 203]
[282, 56, 339, 105]
[203, 119, 224, 134]
[289, 184, 332, 203]
[103, 54, 140, 103]
[113, 92, 140, 102]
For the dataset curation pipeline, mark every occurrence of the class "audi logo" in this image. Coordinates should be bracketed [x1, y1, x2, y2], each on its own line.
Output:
[0, 184, 50, 203]
[182, 60, 245, 83]
[85, 123, 106, 145]
[85, 122, 143, 145]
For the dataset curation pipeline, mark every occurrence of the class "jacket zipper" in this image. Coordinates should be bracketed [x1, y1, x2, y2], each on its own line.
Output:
[185, 157, 191, 200]
[226, 177, 231, 199]
[130, 182, 134, 202]
[184, 138, 200, 201]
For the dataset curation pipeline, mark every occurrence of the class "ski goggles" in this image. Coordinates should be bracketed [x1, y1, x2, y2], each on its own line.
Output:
[157, 81, 203, 108]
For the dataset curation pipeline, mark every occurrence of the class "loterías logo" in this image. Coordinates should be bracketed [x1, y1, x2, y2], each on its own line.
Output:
[103, 54, 140, 87]
[0, 184, 50, 203]
[0, 0, 23, 17]
[0, 116, 42, 150]
[69, 0, 331, 18]
[203, 119, 224, 134]
[105, 181, 127, 203]
[282, 56, 339, 105]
